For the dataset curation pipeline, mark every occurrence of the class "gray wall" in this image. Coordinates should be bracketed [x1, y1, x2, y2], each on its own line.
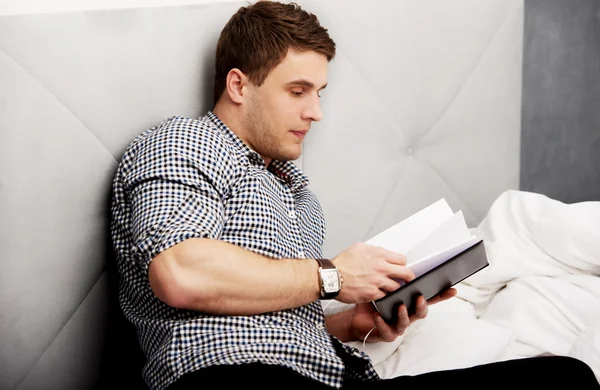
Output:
[521, 0, 600, 203]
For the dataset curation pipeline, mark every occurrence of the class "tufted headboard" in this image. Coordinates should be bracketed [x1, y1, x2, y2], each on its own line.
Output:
[0, 1, 523, 389]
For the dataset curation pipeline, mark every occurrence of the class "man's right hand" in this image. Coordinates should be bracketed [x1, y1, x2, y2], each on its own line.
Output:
[332, 243, 415, 303]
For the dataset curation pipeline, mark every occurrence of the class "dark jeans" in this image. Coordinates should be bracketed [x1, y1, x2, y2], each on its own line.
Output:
[167, 356, 599, 389]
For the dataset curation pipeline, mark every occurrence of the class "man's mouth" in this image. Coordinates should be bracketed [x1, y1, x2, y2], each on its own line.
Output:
[291, 129, 308, 139]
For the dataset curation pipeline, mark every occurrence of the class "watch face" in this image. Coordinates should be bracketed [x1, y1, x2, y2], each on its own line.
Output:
[322, 269, 340, 293]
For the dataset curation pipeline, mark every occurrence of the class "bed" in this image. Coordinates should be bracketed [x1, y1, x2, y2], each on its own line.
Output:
[326, 189, 600, 380]
[1, 0, 598, 389]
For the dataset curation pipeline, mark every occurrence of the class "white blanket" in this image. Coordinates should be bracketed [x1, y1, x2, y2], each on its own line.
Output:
[324, 190, 600, 380]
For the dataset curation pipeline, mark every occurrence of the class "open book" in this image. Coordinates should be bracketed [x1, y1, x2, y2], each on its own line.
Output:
[367, 199, 489, 323]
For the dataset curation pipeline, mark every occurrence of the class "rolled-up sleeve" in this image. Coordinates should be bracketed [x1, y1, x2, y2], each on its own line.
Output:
[123, 119, 231, 272]
[130, 180, 224, 270]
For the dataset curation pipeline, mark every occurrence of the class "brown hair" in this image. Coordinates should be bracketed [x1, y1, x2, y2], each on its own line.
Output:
[213, 0, 336, 104]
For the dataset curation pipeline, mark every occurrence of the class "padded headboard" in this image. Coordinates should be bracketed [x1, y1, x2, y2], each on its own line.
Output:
[0, 1, 523, 389]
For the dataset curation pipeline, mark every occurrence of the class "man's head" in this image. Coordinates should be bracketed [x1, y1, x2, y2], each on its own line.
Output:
[212, 1, 336, 165]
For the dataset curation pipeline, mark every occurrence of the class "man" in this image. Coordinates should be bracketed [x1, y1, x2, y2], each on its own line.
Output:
[110, 1, 599, 389]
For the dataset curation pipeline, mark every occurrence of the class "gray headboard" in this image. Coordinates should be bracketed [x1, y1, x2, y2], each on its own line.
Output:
[0, 1, 523, 389]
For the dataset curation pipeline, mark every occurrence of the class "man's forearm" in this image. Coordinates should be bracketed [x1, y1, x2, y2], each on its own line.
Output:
[325, 308, 355, 342]
[149, 237, 321, 315]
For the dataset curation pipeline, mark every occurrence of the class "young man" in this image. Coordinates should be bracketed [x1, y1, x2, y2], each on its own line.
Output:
[110, 1, 599, 389]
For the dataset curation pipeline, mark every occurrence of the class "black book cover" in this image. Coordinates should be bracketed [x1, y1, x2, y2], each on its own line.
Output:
[372, 240, 489, 323]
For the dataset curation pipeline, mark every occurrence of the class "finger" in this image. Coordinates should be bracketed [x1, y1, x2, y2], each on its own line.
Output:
[385, 264, 416, 283]
[376, 248, 407, 266]
[370, 287, 388, 301]
[425, 294, 444, 305]
[426, 288, 458, 305]
[394, 304, 411, 335]
[442, 288, 458, 299]
[374, 313, 397, 342]
[409, 295, 428, 321]
[379, 278, 401, 294]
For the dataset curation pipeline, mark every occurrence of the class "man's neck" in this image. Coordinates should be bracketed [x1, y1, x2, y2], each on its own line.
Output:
[211, 103, 271, 167]
[212, 103, 243, 138]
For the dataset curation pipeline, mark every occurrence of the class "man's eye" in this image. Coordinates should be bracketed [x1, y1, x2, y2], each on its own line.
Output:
[290, 91, 303, 97]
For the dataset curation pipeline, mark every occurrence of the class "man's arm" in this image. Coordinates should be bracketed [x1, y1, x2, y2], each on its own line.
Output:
[149, 238, 418, 316]
[125, 120, 417, 317]
[324, 302, 420, 343]
[149, 237, 321, 315]
[325, 289, 458, 343]
[324, 309, 354, 342]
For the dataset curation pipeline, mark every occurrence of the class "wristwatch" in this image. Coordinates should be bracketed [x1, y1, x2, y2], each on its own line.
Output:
[315, 258, 343, 299]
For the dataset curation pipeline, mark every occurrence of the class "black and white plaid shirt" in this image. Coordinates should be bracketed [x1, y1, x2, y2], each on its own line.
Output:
[110, 112, 379, 390]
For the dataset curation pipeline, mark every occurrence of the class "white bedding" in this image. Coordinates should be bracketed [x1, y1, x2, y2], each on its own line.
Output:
[324, 190, 600, 380]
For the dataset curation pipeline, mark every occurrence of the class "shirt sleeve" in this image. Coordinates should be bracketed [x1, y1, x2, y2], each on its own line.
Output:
[124, 118, 232, 272]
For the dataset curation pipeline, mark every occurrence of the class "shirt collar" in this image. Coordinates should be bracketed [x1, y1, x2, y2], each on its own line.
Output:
[206, 111, 260, 164]
[205, 111, 310, 191]
[268, 159, 310, 192]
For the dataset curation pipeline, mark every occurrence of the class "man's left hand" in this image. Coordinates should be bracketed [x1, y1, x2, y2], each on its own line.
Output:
[348, 288, 458, 343]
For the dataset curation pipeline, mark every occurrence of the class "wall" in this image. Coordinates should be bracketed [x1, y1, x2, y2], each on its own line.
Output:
[0, 0, 238, 14]
[521, 0, 600, 203]
[4, 0, 597, 203]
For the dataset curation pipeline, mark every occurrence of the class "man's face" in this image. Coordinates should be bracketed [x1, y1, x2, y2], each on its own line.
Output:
[241, 49, 328, 165]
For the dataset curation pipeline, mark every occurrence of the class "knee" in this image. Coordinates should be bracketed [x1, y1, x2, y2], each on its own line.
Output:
[551, 356, 591, 371]
[546, 357, 598, 386]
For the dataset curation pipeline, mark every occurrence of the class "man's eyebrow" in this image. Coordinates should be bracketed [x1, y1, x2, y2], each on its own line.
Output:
[285, 80, 328, 90]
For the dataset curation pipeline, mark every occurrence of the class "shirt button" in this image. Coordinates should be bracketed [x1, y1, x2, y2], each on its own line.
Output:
[316, 322, 325, 330]
[298, 251, 305, 258]
[288, 210, 296, 218]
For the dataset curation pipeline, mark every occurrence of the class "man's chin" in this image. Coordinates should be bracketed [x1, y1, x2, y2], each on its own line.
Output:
[274, 146, 302, 162]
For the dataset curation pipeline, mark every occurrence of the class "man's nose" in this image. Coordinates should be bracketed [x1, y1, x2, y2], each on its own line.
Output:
[303, 94, 323, 122]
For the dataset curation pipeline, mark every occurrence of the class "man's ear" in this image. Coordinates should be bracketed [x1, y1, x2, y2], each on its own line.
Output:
[225, 68, 248, 104]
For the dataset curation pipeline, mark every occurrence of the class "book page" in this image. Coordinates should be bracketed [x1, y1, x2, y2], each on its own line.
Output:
[408, 236, 479, 279]
[406, 210, 472, 265]
[365, 198, 454, 255]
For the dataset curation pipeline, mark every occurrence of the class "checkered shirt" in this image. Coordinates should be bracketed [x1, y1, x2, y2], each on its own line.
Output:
[110, 112, 379, 390]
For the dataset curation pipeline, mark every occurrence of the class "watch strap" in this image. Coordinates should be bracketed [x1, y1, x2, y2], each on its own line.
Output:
[315, 258, 342, 299]
[315, 258, 336, 270]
